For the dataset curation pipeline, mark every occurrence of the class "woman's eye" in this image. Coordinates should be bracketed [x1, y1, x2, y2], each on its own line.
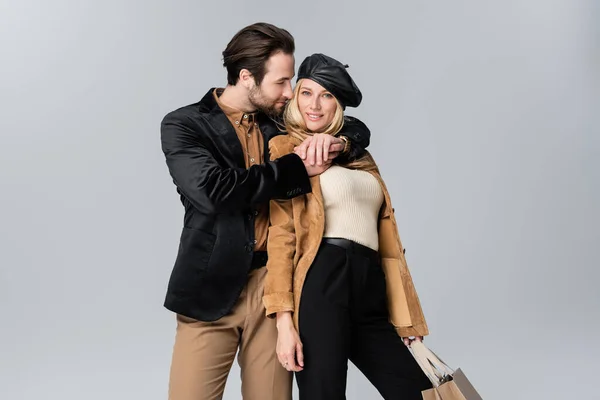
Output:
[323, 93, 333, 99]
[301, 91, 311, 96]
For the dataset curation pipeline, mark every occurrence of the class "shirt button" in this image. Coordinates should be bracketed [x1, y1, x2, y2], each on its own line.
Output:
[243, 114, 248, 119]
[247, 133, 251, 138]
[250, 158, 255, 163]
[235, 120, 240, 125]
[253, 239, 257, 244]
[254, 210, 259, 216]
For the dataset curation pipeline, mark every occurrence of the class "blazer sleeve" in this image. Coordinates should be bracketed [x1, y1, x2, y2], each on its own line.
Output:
[160, 110, 312, 213]
[263, 139, 297, 317]
[336, 115, 371, 163]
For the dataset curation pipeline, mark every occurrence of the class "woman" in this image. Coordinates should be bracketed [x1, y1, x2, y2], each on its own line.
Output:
[263, 53, 432, 399]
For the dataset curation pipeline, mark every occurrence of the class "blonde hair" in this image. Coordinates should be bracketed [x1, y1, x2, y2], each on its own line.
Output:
[284, 79, 378, 172]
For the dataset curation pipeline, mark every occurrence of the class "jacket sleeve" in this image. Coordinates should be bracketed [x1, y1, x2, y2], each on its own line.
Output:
[263, 140, 297, 317]
[336, 115, 371, 163]
[376, 174, 429, 338]
[160, 110, 312, 213]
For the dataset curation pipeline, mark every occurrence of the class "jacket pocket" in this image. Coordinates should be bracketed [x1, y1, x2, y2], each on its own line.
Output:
[170, 227, 217, 296]
[180, 227, 216, 266]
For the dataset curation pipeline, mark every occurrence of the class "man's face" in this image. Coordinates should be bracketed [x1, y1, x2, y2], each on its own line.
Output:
[248, 52, 294, 117]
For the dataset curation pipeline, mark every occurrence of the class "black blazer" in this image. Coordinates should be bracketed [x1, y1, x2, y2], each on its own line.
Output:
[161, 88, 370, 321]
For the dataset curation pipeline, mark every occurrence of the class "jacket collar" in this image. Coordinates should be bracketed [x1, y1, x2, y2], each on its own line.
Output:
[197, 87, 221, 114]
[199, 88, 282, 161]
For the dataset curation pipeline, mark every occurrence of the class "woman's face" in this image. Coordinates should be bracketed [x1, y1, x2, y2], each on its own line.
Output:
[296, 79, 338, 132]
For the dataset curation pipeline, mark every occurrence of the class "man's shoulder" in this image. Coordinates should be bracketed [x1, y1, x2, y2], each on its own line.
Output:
[159, 101, 216, 144]
[162, 102, 200, 121]
[161, 88, 218, 125]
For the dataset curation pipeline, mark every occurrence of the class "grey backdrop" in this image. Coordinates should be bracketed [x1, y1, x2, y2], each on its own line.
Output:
[1, 0, 598, 399]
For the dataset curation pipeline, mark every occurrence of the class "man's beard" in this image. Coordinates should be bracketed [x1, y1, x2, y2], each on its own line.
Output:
[248, 86, 285, 118]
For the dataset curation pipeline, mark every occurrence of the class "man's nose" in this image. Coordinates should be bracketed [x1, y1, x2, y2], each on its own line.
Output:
[282, 82, 293, 100]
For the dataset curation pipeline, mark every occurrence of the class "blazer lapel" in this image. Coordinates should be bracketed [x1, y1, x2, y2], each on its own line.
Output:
[258, 114, 285, 163]
[198, 88, 245, 169]
[209, 111, 246, 169]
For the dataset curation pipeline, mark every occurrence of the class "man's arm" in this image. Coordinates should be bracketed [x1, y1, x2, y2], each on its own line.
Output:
[336, 115, 371, 163]
[293, 115, 372, 165]
[161, 110, 311, 213]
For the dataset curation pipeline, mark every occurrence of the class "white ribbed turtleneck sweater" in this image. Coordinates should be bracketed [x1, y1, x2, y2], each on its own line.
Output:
[320, 165, 384, 250]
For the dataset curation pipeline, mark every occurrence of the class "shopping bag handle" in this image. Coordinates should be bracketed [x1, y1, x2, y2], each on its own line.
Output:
[413, 341, 454, 376]
[410, 341, 455, 387]
[410, 343, 445, 386]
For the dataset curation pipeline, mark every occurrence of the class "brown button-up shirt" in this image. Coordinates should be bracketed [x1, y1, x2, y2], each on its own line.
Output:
[214, 89, 268, 252]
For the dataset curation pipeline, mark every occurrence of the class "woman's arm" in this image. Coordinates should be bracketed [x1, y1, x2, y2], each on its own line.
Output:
[262, 139, 298, 317]
[263, 197, 296, 316]
[376, 169, 430, 341]
[264, 195, 304, 371]
[275, 311, 304, 372]
[263, 137, 304, 371]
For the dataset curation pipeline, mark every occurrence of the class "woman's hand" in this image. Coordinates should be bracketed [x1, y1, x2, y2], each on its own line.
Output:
[276, 312, 304, 372]
[403, 336, 424, 347]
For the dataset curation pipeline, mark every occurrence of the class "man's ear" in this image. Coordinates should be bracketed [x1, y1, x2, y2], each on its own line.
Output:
[239, 69, 254, 90]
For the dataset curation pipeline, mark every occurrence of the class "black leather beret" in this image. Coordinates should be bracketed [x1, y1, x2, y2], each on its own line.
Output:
[297, 53, 362, 109]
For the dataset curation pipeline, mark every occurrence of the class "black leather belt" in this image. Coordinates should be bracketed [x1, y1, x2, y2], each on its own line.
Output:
[322, 238, 378, 260]
[251, 251, 268, 270]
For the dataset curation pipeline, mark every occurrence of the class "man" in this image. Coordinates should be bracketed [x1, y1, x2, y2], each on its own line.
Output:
[161, 22, 370, 400]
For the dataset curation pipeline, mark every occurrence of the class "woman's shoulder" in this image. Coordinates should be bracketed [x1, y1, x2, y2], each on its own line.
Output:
[268, 134, 300, 159]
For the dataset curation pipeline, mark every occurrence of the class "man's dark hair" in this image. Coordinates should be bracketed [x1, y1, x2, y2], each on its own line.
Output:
[222, 22, 295, 86]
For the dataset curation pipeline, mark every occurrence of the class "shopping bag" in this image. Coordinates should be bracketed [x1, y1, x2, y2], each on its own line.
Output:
[410, 341, 483, 400]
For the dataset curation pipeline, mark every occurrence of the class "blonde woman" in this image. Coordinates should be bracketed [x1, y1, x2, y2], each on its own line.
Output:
[263, 53, 432, 399]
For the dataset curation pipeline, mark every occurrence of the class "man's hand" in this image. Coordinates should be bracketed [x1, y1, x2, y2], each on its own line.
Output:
[276, 312, 304, 372]
[294, 134, 345, 166]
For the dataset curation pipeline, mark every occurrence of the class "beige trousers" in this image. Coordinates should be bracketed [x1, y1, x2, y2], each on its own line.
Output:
[168, 267, 292, 400]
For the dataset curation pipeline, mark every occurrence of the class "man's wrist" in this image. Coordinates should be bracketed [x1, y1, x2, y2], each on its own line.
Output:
[338, 135, 350, 154]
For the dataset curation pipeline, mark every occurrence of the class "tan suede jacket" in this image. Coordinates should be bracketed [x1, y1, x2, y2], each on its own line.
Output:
[263, 135, 429, 338]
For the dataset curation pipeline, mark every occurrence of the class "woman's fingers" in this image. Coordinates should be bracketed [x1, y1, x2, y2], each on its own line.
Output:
[276, 325, 304, 371]
[402, 335, 425, 347]
[296, 342, 304, 368]
[284, 351, 301, 371]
